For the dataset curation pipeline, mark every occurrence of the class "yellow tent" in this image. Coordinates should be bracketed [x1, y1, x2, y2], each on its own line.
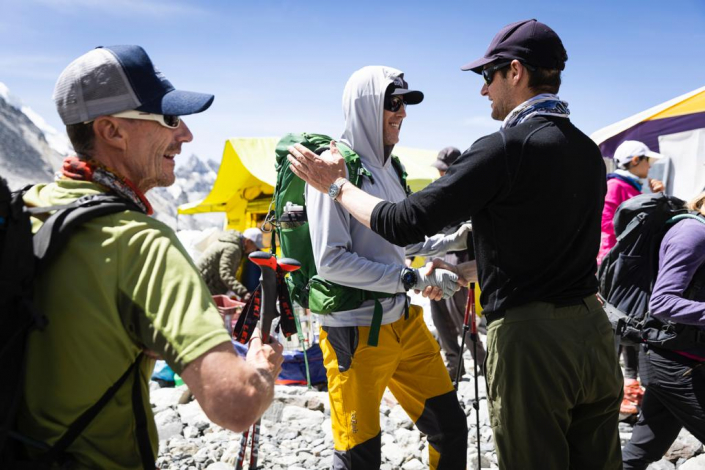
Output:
[178, 137, 440, 231]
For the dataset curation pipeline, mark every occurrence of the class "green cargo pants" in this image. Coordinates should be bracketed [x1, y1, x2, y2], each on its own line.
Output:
[485, 296, 623, 470]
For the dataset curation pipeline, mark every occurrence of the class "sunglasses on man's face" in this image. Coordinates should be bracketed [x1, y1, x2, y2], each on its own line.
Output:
[109, 110, 181, 129]
[482, 61, 537, 86]
[384, 95, 406, 113]
[482, 62, 512, 86]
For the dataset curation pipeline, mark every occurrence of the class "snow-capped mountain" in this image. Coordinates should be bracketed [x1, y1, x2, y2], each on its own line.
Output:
[0, 82, 223, 230]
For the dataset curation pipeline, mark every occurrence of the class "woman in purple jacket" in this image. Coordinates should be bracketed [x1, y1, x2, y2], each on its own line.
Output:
[622, 192, 705, 470]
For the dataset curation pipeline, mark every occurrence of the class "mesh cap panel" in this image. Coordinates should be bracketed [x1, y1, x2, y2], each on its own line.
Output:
[53, 49, 141, 125]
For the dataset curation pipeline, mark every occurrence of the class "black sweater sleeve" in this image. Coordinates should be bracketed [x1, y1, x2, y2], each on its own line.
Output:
[371, 133, 508, 246]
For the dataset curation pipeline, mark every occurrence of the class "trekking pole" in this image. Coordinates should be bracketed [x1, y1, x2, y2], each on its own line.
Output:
[277, 258, 312, 389]
[235, 251, 278, 470]
[454, 284, 473, 390]
[469, 282, 481, 469]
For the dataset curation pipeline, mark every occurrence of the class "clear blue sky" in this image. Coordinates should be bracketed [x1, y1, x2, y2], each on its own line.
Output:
[2, 0, 704, 165]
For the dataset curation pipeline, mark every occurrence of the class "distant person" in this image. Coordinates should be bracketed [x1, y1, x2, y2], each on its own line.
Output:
[429, 146, 486, 378]
[15, 45, 282, 469]
[597, 140, 664, 418]
[622, 192, 705, 469]
[598, 140, 665, 265]
[287, 19, 623, 469]
[197, 227, 263, 299]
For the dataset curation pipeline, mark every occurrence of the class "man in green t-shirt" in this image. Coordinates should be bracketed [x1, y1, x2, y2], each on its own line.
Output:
[16, 45, 283, 470]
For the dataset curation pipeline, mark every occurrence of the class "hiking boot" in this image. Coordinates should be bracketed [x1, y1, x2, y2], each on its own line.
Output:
[619, 397, 638, 420]
[624, 378, 644, 406]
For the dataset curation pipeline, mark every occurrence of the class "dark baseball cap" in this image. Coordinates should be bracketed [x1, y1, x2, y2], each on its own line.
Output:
[54, 45, 214, 125]
[387, 76, 424, 105]
[461, 19, 567, 74]
[432, 146, 461, 171]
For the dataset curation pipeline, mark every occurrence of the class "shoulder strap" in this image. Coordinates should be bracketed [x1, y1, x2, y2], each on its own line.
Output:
[390, 155, 411, 196]
[333, 142, 372, 188]
[667, 213, 705, 226]
[31, 194, 138, 270]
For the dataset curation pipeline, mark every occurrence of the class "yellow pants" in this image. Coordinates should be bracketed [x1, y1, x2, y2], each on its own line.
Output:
[320, 305, 467, 469]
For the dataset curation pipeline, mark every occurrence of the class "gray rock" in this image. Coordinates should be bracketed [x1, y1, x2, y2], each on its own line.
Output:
[205, 463, 231, 470]
[262, 400, 285, 422]
[155, 409, 183, 442]
[389, 406, 413, 430]
[381, 442, 405, 466]
[402, 458, 424, 470]
[151, 387, 190, 409]
[305, 394, 326, 412]
[183, 425, 199, 439]
[394, 428, 420, 447]
[665, 429, 703, 460]
[645, 458, 676, 470]
[178, 401, 210, 430]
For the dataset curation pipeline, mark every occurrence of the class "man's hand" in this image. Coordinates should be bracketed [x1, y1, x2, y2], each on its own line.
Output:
[413, 263, 464, 301]
[426, 258, 477, 283]
[287, 141, 347, 194]
[246, 330, 284, 379]
[649, 178, 665, 193]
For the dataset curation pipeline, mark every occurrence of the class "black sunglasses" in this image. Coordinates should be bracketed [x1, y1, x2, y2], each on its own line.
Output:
[482, 61, 536, 86]
[384, 95, 406, 113]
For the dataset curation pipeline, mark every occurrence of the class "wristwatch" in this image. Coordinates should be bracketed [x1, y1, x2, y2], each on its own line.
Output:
[328, 177, 348, 201]
[400, 267, 418, 291]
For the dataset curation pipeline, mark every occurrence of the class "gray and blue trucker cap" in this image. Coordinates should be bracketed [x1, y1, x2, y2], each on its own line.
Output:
[53, 45, 214, 125]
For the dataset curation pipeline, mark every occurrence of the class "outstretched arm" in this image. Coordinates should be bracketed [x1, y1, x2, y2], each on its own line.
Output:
[288, 142, 381, 229]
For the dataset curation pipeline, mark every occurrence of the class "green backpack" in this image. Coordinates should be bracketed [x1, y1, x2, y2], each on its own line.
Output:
[273, 133, 410, 346]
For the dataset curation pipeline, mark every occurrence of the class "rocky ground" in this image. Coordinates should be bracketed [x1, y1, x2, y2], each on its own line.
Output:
[152, 356, 705, 470]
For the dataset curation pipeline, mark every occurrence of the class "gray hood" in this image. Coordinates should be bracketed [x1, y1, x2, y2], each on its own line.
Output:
[340, 65, 406, 168]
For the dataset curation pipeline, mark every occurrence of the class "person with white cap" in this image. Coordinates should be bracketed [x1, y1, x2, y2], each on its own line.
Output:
[598, 140, 665, 420]
[598, 140, 665, 265]
[287, 19, 622, 469]
[14, 46, 283, 469]
[196, 227, 264, 299]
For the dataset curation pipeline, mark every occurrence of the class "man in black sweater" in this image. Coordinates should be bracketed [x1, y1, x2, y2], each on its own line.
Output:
[287, 19, 622, 469]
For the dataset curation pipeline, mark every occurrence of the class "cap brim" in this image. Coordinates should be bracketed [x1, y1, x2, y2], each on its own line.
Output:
[460, 56, 495, 73]
[391, 88, 424, 105]
[645, 150, 664, 159]
[431, 160, 448, 171]
[139, 89, 214, 116]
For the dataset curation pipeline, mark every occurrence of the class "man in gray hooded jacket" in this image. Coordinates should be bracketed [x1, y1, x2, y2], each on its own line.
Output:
[307, 66, 467, 470]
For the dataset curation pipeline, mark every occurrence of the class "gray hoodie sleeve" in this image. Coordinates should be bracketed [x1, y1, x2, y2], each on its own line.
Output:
[306, 182, 406, 294]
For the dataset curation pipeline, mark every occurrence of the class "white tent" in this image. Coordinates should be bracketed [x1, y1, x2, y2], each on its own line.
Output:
[591, 86, 705, 201]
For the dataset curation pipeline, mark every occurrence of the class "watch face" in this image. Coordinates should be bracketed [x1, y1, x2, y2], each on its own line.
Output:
[328, 183, 340, 200]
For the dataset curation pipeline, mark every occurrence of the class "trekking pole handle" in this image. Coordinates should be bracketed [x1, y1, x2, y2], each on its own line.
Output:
[249, 251, 278, 342]
[278, 257, 301, 273]
[463, 282, 473, 328]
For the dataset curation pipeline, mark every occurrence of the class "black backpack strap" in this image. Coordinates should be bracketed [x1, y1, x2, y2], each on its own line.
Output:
[131, 356, 155, 470]
[31, 194, 138, 269]
[39, 353, 146, 466]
